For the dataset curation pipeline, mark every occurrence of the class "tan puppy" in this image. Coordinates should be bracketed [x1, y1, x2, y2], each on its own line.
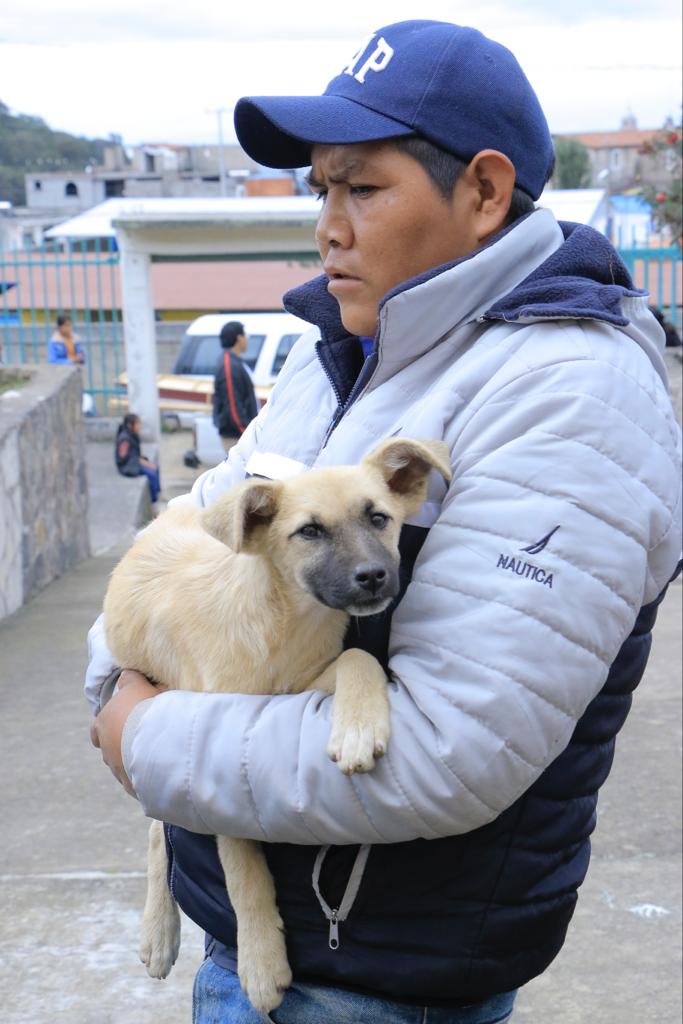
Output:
[103, 437, 451, 1014]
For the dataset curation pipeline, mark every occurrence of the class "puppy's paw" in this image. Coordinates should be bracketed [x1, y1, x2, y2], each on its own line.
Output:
[238, 923, 292, 1014]
[327, 716, 390, 775]
[140, 902, 181, 980]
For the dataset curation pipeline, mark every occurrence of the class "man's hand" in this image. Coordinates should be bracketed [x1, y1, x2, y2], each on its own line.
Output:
[90, 669, 166, 797]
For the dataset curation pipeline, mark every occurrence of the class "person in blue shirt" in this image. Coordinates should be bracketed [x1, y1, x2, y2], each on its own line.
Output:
[47, 314, 86, 365]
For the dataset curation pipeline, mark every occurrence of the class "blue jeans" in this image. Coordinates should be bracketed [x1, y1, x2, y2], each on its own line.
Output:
[140, 464, 161, 503]
[192, 958, 516, 1024]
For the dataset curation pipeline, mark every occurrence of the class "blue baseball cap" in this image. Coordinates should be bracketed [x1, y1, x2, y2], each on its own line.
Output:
[234, 20, 555, 200]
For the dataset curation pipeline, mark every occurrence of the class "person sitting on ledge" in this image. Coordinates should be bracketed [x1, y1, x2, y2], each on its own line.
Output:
[114, 413, 161, 504]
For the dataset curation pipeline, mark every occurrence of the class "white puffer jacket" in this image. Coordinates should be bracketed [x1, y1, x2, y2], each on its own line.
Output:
[93, 209, 681, 844]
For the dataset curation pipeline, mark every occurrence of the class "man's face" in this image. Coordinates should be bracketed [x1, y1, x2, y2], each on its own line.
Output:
[310, 141, 481, 337]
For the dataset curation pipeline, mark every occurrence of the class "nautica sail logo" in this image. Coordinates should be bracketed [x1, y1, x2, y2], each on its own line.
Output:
[520, 526, 561, 555]
[496, 527, 560, 589]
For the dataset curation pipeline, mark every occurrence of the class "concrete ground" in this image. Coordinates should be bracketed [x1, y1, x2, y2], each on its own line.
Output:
[0, 425, 680, 1024]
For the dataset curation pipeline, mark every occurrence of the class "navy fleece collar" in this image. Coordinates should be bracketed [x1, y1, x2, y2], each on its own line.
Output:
[485, 221, 643, 327]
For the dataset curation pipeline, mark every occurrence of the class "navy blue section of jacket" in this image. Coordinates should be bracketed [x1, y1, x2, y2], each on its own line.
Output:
[166, 581, 671, 1005]
[164, 220, 672, 1005]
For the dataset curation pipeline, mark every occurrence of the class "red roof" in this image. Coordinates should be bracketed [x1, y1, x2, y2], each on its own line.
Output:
[563, 128, 660, 150]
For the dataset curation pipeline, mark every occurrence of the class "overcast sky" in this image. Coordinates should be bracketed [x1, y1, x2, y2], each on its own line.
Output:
[1, 0, 680, 148]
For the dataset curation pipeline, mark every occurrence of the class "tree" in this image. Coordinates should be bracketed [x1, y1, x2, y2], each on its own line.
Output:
[0, 98, 108, 206]
[0, 165, 25, 206]
[639, 121, 682, 246]
[552, 137, 591, 189]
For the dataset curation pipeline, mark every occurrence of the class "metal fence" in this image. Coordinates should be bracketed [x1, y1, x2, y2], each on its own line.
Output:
[0, 239, 191, 415]
[0, 239, 126, 415]
[1, 238, 681, 417]
[619, 245, 682, 327]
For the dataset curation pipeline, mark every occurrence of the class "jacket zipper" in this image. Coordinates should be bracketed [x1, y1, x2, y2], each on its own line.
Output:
[315, 339, 380, 451]
[315, 340, 345, 449]
[166, 824, 178, 901]
[328, 909, 340, 950]
[312, 844, 371, 951]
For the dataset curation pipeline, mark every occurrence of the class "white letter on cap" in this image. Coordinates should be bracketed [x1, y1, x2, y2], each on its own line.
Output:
[343, 34, 375, 76]
[353, 37, 394, 84]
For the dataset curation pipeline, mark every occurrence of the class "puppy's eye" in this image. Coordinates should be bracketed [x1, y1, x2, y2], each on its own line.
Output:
[370, 512, 389, 529]
[298, 523, 324, 539]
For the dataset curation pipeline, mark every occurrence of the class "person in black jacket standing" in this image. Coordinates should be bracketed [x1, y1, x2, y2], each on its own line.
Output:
[212, 321, 258, 451]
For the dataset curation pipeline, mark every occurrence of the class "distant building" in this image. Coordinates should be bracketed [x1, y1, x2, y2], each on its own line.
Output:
[0, 204, 62, 251]
[24, 169, 105, 211]
[555, 114, 678, 192]
[24, 141, 296, 210]
[243, 172, 297, 197]
[6, 141, 297, 247]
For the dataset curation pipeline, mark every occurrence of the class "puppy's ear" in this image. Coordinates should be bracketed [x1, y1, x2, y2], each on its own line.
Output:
[363, 438, 451, 514]
[201, 479, 281, 553]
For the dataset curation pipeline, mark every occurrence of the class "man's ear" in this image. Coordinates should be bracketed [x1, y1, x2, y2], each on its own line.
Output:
[363, 438, 451, 515]
[201, 479, 281, 553]
[464, 149, 517, 243]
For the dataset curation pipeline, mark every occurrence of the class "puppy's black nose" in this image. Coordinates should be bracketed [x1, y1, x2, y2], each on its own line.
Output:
[354, 564, 387, 595]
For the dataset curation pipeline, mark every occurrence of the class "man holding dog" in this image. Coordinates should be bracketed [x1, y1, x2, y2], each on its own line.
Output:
[89, 20, 682, 1024]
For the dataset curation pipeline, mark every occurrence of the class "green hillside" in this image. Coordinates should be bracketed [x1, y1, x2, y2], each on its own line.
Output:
[0, 100, 109, 206]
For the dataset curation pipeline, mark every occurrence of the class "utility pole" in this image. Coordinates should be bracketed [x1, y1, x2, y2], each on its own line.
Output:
[206, 107, 228, 196]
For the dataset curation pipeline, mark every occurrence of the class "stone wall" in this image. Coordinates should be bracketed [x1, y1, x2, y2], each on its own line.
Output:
[0, 364, 89, 620]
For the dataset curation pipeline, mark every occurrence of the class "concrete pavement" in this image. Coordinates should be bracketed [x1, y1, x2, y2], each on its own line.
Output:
[1, 429, 207, 1024]
[0, 427, 680, 1023]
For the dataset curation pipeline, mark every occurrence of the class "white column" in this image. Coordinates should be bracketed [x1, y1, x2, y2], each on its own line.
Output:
[117, 232, 160, 442]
